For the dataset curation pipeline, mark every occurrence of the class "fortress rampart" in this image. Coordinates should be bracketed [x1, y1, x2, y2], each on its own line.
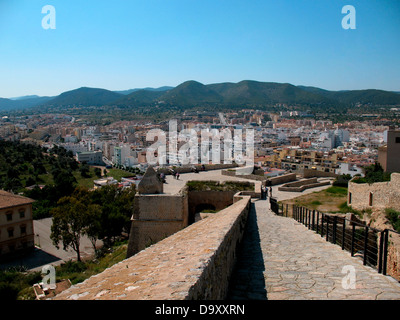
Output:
[53, 194, 251, 300]
[348, 173, 400, 211]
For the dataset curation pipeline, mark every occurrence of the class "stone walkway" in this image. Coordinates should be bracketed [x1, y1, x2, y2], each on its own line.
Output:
[228, 199, 400, 300]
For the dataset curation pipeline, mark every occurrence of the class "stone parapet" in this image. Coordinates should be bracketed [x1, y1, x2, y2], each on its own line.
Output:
[53, 196, 251, 300]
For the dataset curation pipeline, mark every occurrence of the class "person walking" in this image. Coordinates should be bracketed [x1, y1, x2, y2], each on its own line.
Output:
[260, 185, 265, 200]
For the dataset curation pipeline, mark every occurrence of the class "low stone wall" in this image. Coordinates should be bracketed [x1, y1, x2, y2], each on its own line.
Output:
[158, 163, 239, 175]
[234, 191, 260, 198]
[278, 178, 331, 192]
[221, 170, 296, 186]
[268, 173, 297, 186]
[53, 196, 251, 300]
[303, 169, 338, 178]
[221, 169, 265, 181]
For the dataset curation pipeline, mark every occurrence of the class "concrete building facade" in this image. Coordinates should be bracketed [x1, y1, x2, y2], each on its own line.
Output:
[76, 150, 103, 165]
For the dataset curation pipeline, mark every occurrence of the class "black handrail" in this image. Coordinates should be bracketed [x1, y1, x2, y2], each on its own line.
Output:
[291, 204, 400, 281]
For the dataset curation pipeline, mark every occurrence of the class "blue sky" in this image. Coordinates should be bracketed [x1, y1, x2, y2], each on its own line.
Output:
[0, 0, 399, 97]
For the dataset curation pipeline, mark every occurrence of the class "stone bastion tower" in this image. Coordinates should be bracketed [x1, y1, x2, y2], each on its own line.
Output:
[126, 167, 188, 258]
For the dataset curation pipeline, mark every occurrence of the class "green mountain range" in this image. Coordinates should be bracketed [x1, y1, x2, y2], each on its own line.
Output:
[1, 80, 400, 112]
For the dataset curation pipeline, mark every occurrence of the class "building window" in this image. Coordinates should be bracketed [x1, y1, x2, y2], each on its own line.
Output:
[348, 192, 352, 204]
[6, 211, 12, 221]
[396, 137, 400, 143]
[20, 225, 26, 235]
[369, 192, 373, 206]
[8, 228, 14, 238]
[19, 209, 25, 219]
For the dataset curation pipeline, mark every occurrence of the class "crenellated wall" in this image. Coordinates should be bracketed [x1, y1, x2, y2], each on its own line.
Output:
[53, 195, 251, 300]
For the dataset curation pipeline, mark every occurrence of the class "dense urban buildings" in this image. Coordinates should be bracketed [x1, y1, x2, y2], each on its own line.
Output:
[0, 110, 394, 177]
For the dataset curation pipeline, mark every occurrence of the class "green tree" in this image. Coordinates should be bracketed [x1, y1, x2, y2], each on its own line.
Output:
[90, 185, 135, 246]
[363, 163, 391, 183]
[79, 162, 91, 178]
[52, 168, 77, 197]
[51, 191, 97, 262]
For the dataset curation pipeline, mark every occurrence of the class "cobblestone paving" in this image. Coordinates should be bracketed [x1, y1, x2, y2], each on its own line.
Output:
[228, 199, 400, 300]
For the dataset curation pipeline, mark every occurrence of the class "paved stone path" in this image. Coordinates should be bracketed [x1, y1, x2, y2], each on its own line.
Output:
[228, 199, 400, 300]
[161, 169, 400, 300]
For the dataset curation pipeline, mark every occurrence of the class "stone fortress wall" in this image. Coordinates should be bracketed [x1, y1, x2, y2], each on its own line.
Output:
[126, 189, 189, 258]
[348, 172, 400, 282]
[348, 173, 400, 212]
[53, 194, 251, 300]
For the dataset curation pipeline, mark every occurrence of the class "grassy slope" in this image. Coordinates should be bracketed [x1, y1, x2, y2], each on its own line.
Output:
[280, 186, 348, 213]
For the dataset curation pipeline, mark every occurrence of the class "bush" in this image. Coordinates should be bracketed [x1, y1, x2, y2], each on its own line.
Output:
[0, 269, 41, 300]
[57, 261, 87, 275]
[385, 208, 400, 232]
[0, 282, 19, 300]
[333, 174, 352, 188]
[352, 163, 391, 184]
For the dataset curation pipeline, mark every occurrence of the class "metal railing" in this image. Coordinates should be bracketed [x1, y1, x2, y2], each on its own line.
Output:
[285, 205, 400, 280]
[269, 197, 280, 215]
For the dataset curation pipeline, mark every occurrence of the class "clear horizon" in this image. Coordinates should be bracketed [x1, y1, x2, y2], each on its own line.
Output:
[1, 0, 400, 98]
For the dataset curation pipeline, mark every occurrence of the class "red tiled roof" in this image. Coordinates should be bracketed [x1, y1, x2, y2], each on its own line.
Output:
[0, 190, 35, 209]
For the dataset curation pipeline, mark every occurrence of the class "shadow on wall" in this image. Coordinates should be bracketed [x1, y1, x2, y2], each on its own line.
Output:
[227, 201, 268, 300]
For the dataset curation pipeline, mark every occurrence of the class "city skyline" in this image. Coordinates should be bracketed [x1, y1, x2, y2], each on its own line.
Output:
[1, 0, 400, 98]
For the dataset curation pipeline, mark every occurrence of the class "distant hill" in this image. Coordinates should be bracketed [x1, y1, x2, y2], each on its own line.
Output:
[10, 95, 41, 101]
[115, 86, 173, 95]
[2, 81, 400, 112]
[297, 86, 400, 105]
[332, 89, 400, 105]
[208, 80, 334, 106]
[43, 87, 123, 107]
[0, 96, 53, 111]
[158, 81, 223, 106]
[114, 89, 166, 106]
